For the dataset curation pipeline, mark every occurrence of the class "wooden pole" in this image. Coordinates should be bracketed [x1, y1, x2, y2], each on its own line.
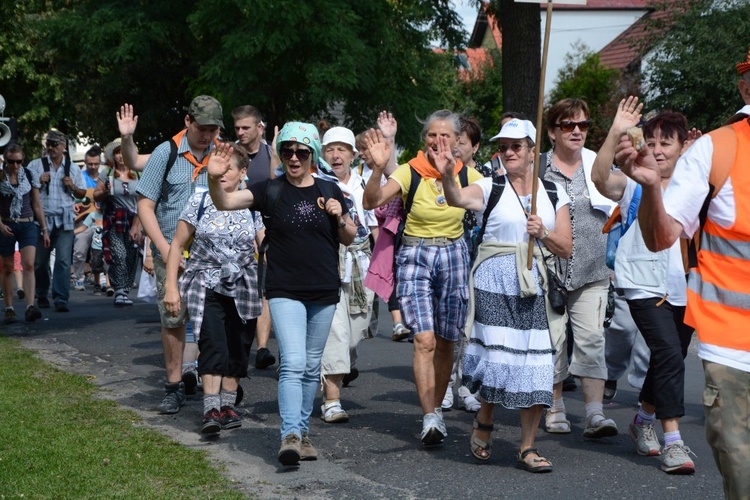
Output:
[527, 0, 555, 269]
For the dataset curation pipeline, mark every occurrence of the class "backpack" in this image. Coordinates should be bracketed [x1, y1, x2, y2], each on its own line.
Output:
[41, 156, 71, 194]
[256, 177, 338, 295]
[394, 165, 470, 251]
[603, 184, 642, 270]
[472, 173, 560, 261]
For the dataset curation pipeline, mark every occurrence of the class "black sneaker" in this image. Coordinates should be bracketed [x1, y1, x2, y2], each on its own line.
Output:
[201, 408, 222, 434]
[25, 306, 42, 323]
[255, 348, 276, 369]
[158, 382, 186, 414]
[604, 380, 617, 400]
[4, 308, 17, 324]
[54, 303, 70, 313]
[37, 296, 50, 309]
[182, 368, 198, 395]
[219, 406, 242, 429]
[342, 368, 359, 387]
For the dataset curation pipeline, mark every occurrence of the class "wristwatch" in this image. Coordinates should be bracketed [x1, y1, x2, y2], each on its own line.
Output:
[338, 218, 347, 228]
[541, 227, 550, 239]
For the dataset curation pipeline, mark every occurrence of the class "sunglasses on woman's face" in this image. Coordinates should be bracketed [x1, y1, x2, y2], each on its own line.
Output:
[280, 148, 312, 162]
[4, 159, 23, 165]
[498, 142, 527, 154]
[555, 120, 591, 133]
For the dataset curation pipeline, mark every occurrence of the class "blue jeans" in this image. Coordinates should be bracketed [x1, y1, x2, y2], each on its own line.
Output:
[35, 225, 74, 305]
[269, 298, 336, 440]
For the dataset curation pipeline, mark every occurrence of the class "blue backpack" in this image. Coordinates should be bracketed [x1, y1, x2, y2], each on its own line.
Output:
[604, 184, 642, 270]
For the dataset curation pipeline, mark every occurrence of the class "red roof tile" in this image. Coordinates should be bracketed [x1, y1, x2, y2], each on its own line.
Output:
[598, 9, 675, 71]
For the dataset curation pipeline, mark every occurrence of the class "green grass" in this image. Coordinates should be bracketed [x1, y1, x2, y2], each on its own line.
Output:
[0, 335, 246, 499]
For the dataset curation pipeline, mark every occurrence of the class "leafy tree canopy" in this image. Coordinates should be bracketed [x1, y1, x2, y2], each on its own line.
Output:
[644, 0, 750, 131]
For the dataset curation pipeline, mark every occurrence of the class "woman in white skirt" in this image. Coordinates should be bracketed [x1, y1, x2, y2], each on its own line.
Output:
[439, 119, 572, 472]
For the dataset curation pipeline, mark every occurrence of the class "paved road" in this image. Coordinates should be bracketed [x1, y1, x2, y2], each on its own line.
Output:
[5, 291, 724, 499]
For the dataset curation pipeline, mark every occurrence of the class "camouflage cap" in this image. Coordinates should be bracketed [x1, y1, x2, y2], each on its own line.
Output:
[187, 95, 224, 129]
[46, 129, 67, 144]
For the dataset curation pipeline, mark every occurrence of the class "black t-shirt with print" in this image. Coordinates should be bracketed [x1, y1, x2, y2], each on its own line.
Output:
[249, 176, 345, 304]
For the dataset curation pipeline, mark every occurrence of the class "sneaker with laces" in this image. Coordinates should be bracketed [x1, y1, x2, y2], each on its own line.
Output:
[629, 421, 661, 456]
[392, 323, 410, 342]
[25, 305, 42, 323]
[181, 367, 198, 395]
[158, 382, 186, 414]
[201, 408, 222, 434]
[660, 440, 696, 474]
[300, 432, 318, 461]
[4, 308, 17, 324]
[73, 280, 85, 291]
[219, 406, 241, 429]
[583, 412, 618, 439]
[278, 434, 301, 466]
[420, 412, 446, 446]
[442, 388, 454, 411]
[321, 400, 349, 423]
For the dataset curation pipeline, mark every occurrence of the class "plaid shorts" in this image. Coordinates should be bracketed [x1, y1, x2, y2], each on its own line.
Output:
[395, 237, 469, 342]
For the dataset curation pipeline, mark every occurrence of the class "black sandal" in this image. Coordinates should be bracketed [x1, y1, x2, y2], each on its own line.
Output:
[470, 418, 493, 461]
[515, 448, 553, 473]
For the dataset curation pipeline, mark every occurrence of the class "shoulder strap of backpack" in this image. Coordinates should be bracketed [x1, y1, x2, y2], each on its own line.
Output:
[196, 191, 209, 223]
[41, 157, 50, 173]
[458, 165, 468, 188]
[162, 137, 179, 187]
[541, 179, 558, 211]
[474, 175, 506, 249]
[24, 167, 34, 185]
[490, 156, 502, 175]
[64, 156, 71, 178]
[538, 152, 549, 180]
[404, 166, 421, 215]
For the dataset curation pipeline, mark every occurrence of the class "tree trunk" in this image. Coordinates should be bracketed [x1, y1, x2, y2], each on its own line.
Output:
[499, 0, 541, 119]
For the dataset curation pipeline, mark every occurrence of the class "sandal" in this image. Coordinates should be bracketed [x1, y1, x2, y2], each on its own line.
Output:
[545, 408, 571, 434]
[470, 418, 493, 461]
[515, 448, 553, 473]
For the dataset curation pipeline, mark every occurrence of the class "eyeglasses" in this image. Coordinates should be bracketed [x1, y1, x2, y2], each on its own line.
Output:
[555, 120, 591, 133]
[46, 141, 60, 148]
[280, 148, 312, 162]
[4, 159, 23, 165]
[498, 142, 527, 154]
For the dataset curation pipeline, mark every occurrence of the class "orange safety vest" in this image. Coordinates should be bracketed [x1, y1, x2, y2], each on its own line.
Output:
[685, 119, 750, 351]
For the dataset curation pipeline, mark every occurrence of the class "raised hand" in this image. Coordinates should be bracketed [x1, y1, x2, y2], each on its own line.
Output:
[117, 103, 138, 137]
[428, 136, 456, 177]
[685, 127, 703, 148]
[207, 142, 234, 179]
[615, 135, 661, 187]
[364, 128, 391, 171]
[612, 96, 644, 135]
[377, 111, 397, 140]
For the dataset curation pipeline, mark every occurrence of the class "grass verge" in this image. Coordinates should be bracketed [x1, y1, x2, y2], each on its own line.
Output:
[0, 335, 245, 498]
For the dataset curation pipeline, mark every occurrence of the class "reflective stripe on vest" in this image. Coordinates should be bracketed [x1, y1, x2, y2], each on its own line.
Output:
[686, 119, 750, 351]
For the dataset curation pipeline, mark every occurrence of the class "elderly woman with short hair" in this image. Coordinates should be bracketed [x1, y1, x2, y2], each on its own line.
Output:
[363, 110, 483, 446]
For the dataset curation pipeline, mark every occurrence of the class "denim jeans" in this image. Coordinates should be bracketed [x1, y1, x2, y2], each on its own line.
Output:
[269, 298, 336, 440]
[35, 225, 74, 305]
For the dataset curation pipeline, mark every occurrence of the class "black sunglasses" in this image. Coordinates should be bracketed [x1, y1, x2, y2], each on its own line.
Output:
[555, 120, 591, 133]
[280, 147, 312, 162]
[4, 159, 23, 165]
[498, 143, 527, 154]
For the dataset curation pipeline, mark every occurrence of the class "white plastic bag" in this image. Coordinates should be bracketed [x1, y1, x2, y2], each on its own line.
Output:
[137, 270, 157, 303]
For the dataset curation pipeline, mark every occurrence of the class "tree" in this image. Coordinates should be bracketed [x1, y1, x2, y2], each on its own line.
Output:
[547, 42, 620, 150]
[644, 0, 750, 131]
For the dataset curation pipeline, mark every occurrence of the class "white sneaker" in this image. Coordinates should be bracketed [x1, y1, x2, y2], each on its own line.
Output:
[660, 440, 696, 474]
[420, 412, 445, 446]
[629, 421, 661, 456]
[320, 400, 349, 423]
[73, 280, 85, 291]
[441, 388, 454, 411]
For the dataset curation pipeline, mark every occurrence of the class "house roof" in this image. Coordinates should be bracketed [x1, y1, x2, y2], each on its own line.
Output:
[598, 8, 675, 71]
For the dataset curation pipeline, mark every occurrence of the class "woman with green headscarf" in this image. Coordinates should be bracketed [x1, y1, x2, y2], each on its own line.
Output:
[207, 122, 357, 466]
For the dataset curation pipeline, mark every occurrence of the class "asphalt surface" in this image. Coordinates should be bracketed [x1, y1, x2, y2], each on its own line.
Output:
[3, 288, 725, 499]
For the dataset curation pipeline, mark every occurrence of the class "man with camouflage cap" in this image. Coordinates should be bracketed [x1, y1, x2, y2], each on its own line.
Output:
[26, 129, 87, 312]
[136, 95, 223, 414]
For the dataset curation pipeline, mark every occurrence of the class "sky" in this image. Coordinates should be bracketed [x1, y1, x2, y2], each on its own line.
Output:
[453, 0, 480, 37]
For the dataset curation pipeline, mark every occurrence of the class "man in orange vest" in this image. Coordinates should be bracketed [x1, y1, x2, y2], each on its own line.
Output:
[136, 95, 223, 415]
[616, 49, 750, 499]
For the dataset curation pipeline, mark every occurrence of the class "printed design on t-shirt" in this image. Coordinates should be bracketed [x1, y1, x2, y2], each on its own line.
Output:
[343, 196, 368, 242]
[292, 199, 320, 227]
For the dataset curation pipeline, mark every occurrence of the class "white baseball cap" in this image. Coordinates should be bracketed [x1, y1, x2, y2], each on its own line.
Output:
[489, 119, 537, 144]
[322, 126, 358, 154]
